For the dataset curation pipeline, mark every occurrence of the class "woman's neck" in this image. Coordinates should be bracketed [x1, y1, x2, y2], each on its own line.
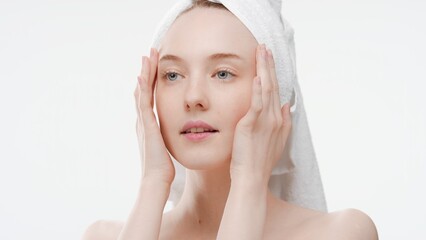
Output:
[169, 164, 285, 238]
[173, 164, 232, 236]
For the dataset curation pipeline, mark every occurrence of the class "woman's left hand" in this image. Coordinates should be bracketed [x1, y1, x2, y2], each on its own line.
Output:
[217, 44, 292, 240]
[230, 43, 292, 187]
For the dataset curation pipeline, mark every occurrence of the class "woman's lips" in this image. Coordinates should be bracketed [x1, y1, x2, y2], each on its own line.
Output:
[183, 131, 217, 141]
[180, 120, 219, 141]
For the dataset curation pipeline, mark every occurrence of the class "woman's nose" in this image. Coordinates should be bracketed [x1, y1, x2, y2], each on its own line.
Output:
[184, 80, 209, 112]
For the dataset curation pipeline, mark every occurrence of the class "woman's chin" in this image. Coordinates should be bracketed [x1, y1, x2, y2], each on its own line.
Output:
[173, 151, 230, 171]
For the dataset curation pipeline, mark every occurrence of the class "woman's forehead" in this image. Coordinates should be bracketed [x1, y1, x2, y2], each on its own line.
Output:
[159, 7, 257, 60]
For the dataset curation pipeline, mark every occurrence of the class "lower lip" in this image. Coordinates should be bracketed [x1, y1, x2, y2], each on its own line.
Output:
[182, 132, 217, 141]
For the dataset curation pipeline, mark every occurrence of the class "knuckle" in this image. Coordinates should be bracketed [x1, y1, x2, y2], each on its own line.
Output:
[238, 121, 254, 133]
[276, 118, 283, 128]
[141, 107, 152, 118]
[270, 118, 279, 129]
[270, 114, 283, 129]
[286, 118, 292, 128]
[252, 102, 262, 113]
[135, 99, 140, 110]
[283, 119, 292, 131]
[273, 83, 278, 92]
[139, 94, 148, 106]
[136, 101, 142, 110]
[264, 86, 273, 94]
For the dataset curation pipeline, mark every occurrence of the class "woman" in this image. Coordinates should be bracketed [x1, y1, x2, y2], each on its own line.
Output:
[83, 0, 378, 239]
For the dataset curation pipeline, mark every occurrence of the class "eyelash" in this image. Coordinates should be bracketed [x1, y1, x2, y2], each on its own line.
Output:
[161, 68, 236, 82]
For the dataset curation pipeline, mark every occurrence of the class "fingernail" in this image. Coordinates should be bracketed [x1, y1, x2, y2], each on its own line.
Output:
[150, 48, 153, 58]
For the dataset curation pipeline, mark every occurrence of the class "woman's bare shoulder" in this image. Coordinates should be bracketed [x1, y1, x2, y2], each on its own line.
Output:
[325, 208, 378, 239]
[81, 219, 124, 240]
[270, 202, 378, 240]
[300, 208, 378, 240]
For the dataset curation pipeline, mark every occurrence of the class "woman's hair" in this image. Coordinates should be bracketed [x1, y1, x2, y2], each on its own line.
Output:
[180, 0, 230, 16]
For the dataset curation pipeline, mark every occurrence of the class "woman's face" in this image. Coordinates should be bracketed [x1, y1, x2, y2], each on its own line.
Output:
[156, 7, 258, 170]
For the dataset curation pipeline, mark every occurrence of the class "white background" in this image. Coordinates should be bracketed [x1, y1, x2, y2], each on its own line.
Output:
[1, 0, 425, 239]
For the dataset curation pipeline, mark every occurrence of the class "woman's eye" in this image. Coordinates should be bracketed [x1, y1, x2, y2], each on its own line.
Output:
[216, 70, 235, 80]
[164, 71, 180, 81]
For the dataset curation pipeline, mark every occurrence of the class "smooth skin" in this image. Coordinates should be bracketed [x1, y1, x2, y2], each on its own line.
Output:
[82, 7, 378, 240]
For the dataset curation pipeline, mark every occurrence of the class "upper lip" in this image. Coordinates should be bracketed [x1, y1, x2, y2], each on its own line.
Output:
[180, 120, 219, 134]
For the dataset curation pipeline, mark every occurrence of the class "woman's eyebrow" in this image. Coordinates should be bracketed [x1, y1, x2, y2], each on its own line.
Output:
[209, 53, 243, 61]
[159, 53, 243, 64]
[159, 54, 183, 63]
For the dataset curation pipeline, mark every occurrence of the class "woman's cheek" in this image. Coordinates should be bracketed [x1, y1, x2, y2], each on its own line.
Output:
[230, 89, 252, 125]
[156, 90, 176, 142]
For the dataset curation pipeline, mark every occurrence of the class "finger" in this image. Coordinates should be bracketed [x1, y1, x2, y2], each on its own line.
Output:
[267, 48, 282, 122]
[134, 77, 140, 103]
[139, 74, 157, 130]
[140, 55, 150, 86]
[256, 44, 272, 109]
[140, 56, 155, 119]
[148, 48, 159, 107]
[267, 49, 281, 112]
[149, 48, 156, 86]
[134, 77, 142, 121]
[239, 76, 262, 128]
[280, 102, 292, 141]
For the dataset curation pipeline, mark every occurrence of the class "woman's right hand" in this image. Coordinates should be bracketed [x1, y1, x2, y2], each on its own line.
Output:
[134, 48, 175, 186]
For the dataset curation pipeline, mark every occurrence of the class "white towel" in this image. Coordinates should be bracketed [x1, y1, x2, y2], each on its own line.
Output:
[150, 0, 327, 212]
